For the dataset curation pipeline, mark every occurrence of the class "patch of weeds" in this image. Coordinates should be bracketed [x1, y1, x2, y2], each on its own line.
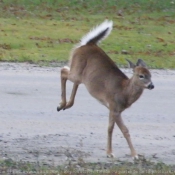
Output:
[58, 159, 175, 175]
[0, 157, 175, 175]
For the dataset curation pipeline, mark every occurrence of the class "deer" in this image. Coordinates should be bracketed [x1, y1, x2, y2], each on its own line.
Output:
[57, 20, 154, 159]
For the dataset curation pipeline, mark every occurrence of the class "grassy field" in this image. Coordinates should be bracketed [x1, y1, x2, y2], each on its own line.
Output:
[0, 0, 175, 68]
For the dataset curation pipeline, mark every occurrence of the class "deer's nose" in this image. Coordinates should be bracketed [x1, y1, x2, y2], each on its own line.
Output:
[147, 83, 154, 90]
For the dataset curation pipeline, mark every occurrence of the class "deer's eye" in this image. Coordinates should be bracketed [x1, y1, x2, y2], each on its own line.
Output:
[139, 75, 145, 79]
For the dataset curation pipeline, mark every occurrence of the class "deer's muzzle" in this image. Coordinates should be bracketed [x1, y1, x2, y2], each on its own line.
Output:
[147, 82, 154, 90]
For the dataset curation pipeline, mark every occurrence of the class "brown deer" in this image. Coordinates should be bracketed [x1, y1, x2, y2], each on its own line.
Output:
[57, 20, 154, 159]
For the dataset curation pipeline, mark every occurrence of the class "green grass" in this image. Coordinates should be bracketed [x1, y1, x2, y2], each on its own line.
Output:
[0, 0, 175, 68]
[1, 158, 175, 175]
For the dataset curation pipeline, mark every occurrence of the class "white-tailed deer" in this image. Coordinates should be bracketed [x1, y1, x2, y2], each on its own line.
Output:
[57, 20, 154, 159]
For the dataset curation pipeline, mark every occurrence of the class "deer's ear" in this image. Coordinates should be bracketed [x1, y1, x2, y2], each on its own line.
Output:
[126, 59, 136, 69]
[136, 59, 147, 68]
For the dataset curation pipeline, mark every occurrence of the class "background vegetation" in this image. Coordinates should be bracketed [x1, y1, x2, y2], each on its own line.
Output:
[0, 0, 175, 68]
[1, 157, 175, 175]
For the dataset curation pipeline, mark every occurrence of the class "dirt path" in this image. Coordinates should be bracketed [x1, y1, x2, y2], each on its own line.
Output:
[0, 62, 175, 166]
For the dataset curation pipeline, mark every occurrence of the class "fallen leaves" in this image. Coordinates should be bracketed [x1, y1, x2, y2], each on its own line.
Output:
[169, 51, 175, 56]
[113, 25, 132, 30]
[157, 16, 175, 24]
[156, 37, 165, 42]
[0, 43, 11, 50]
[29, 36, 52, 41]
[2, 4, 29, 17]
[108, 50, 119, 54]
[29, 36, 77, 44]
[29, 36, 78, 49]
[58, 38, 75, 44]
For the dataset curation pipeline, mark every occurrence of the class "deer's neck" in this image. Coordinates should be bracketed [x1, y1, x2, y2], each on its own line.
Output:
[124, 78, 144, 107]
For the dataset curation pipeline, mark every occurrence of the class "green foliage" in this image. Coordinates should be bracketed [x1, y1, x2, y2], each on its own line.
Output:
[0, 0, 175, 68]
[0, 158, 175, 175]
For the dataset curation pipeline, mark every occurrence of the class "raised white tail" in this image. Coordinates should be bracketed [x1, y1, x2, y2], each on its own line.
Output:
[79, 20, 113, 46]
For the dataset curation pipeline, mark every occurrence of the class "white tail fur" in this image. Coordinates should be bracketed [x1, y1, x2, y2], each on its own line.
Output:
[79, 20, 113, 46]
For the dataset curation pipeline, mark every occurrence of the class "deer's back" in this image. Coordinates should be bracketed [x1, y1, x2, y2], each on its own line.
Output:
[69, 44, 128, 101]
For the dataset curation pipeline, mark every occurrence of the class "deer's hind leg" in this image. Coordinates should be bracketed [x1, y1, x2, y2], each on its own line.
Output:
[107, 111, 116, 158]
[57, 66, 70, 111]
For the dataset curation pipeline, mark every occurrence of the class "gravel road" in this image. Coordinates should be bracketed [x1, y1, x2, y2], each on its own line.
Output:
[0, 62, 175, 166]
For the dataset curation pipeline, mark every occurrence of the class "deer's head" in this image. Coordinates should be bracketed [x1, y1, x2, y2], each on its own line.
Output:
[127, 59, 154, 90]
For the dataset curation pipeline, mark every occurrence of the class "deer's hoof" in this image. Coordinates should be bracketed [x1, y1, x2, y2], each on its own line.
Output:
[57, 106, 62, 112]
[107, 153, 115, 158]
[133, 155, 139, 160]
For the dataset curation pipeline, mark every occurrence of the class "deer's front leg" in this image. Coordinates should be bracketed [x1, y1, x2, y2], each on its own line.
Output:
[63, 83, 79, 110]
[115, 115, 138, 159]
[57, 67, 69, 111]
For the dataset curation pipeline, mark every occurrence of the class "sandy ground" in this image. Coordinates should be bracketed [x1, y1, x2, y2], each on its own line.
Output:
[0, 62, 175, 166]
